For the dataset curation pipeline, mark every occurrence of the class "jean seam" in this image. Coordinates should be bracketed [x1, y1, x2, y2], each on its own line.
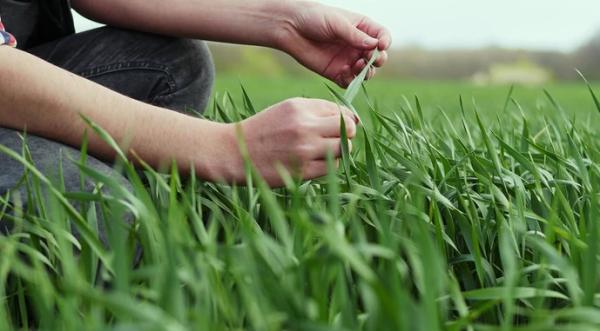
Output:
[78, 62, 178, 95]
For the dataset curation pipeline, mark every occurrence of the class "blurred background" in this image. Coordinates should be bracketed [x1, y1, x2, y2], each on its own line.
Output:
[73, 0, 600, 83]
[73, 1, 600, 117]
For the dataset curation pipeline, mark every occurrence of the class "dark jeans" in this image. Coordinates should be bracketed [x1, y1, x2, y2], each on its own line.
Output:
[0, 26, 215, 230]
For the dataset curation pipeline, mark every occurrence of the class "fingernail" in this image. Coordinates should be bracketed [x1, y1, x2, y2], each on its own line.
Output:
[363, 38, 378, 46]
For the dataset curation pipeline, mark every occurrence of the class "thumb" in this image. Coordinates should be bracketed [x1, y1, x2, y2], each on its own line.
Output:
[331, 19, 378, 50]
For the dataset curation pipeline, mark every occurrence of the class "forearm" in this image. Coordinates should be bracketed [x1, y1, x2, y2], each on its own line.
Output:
[0, 47, 237, 181]
[72, 0, 297, 48]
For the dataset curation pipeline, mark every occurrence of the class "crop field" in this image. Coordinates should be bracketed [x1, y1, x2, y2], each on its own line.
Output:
[215, 74, 600, 120]
[2, 75, 600, 330]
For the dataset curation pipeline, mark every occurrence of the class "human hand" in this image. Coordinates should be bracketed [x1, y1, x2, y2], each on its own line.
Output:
[275, 1, 392, 87]
[225, 98, 358, 187]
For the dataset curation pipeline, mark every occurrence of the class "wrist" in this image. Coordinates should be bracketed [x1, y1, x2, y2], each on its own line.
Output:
[185, 119, 243, 183]
[265, 0, 304, 51]
[216, 122, 245, 183]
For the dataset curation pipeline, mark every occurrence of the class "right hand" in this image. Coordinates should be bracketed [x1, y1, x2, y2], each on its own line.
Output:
[227, 98, 358, 187]
[275, 1, 391, 88]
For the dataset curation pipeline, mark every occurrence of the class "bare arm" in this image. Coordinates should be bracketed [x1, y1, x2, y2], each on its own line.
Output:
[71, 0, 291, 48]
[71, 0, 392, 87]
[0, 0, 382, 186]
[0, 46, 236, 181]
[0, 47, 356, 186]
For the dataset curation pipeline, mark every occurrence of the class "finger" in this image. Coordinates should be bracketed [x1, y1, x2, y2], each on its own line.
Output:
[374, 50, 388, 67]
[308, 100, 354, 119]
[364, 68, 371, 81]
[335, 70, 354, 88]
[320, 139, 344, 159]
[378, 30, 392, 50]
[356, 17, 392, 50]
[317, 114, 357, 138]
[313, 138, 354, 160]
[364, 49, 388, 68]
[334, 70, 351, 88]
[333, 72, 344, 88]
[303, 151, 350, 179]
[331, 16, 379, 50]
[302, 160, 329, 180]
[325, 47, 364, 79]
[340, 64, 354, 86]
[341, 63, 351, 76]
[330, 105, 360, 124]
[342, 74, 355, 88]
[366, 67, 376, 80]
[306, 100, 360, 126]
[352, 58, 367, 76]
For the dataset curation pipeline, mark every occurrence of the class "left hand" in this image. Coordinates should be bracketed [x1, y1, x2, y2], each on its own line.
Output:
[275, 1, 392, 88]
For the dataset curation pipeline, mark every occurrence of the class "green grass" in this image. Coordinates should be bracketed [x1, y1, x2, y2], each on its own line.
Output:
[215, 74, 600, 121]
[2, 77, 600, 330]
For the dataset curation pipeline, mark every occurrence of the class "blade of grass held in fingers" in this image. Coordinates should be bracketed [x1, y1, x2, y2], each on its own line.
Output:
[327, 50, 380, 122]
[345, 49, 380, 103]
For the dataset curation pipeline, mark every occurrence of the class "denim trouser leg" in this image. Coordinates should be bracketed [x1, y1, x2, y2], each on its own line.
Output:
[0, 27, 215, 236]
[28, 26, 215, 113]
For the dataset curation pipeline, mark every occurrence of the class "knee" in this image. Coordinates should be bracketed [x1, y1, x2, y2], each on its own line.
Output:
[166, 39, 215, 113]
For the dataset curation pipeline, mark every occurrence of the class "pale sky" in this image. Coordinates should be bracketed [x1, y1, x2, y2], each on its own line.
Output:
[73, 0, 600, 52]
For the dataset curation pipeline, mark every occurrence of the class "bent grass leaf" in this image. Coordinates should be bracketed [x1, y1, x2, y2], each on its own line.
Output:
[577, 69, 600, 114]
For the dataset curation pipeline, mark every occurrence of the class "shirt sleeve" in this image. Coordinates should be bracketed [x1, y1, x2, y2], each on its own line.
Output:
[0, 17, 17, 48]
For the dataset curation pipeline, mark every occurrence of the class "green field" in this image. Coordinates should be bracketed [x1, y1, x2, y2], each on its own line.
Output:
[3, 77, 600, 330]
[215, 74, 600, 121]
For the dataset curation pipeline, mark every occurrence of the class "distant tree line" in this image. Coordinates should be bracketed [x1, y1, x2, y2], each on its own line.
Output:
[209, 30, 600, 81]
[575, 31, 600, 79]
